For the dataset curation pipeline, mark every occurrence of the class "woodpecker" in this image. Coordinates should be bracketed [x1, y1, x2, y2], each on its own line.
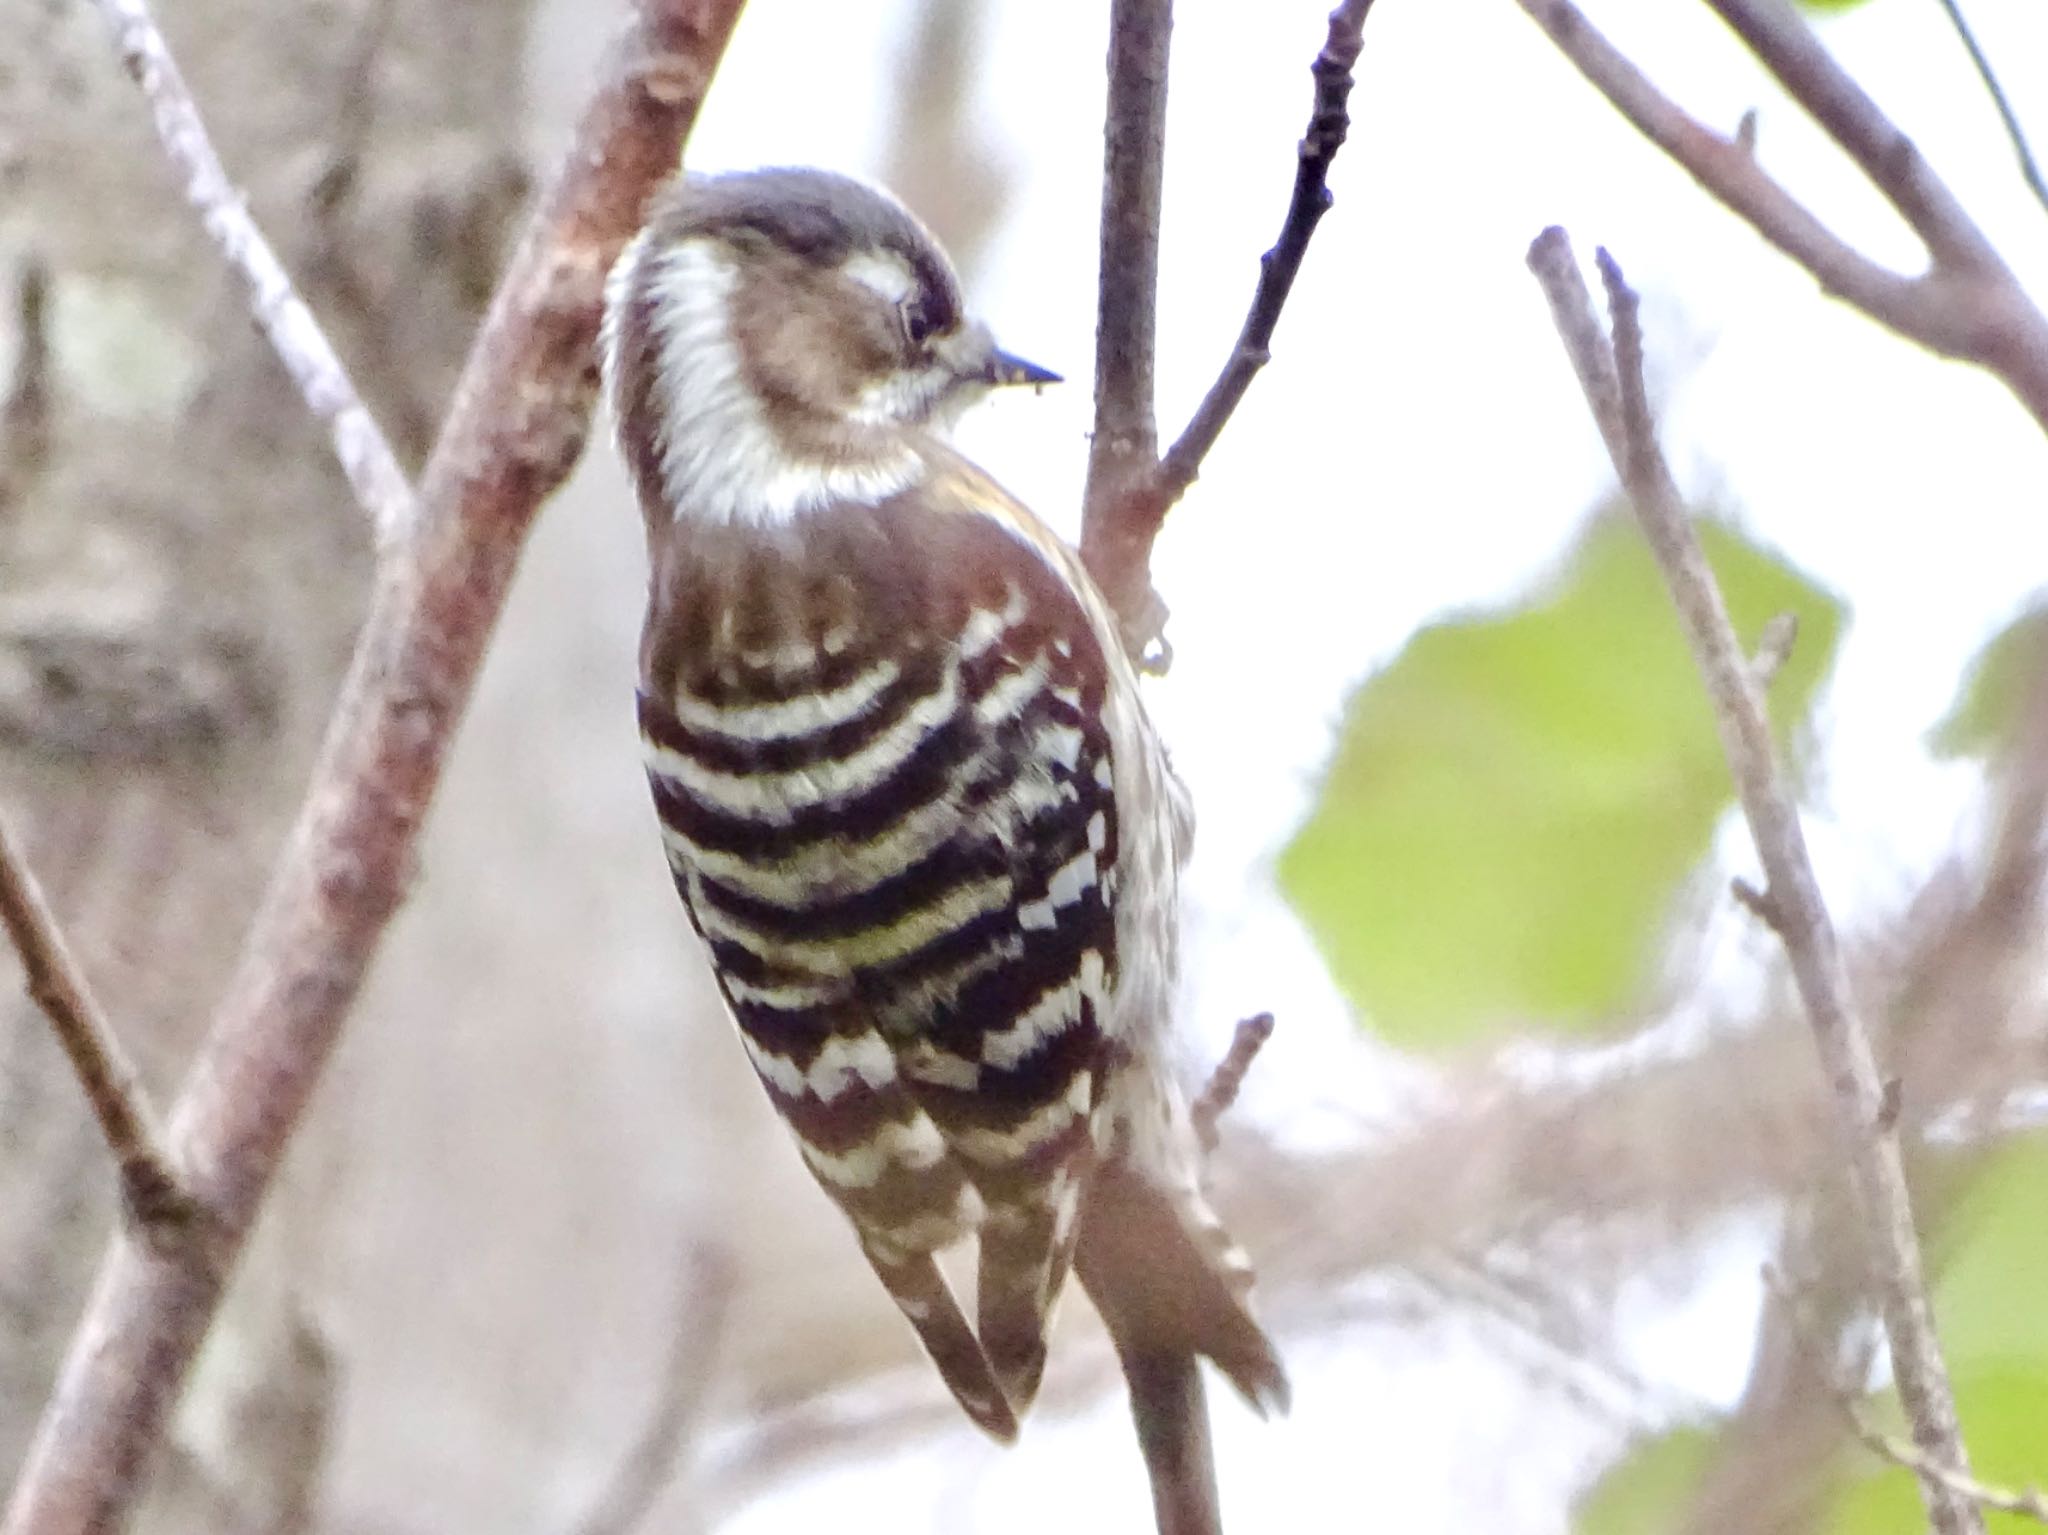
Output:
[601, 167, 1284, 1448]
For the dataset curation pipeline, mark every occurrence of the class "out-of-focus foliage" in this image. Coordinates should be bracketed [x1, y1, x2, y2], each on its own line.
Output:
[1932, 604, 2047, 758]
[1278, 511, 1844, 1048]
[1577, 1426, 1716, 1535]
[1795, 0, 1879, 12]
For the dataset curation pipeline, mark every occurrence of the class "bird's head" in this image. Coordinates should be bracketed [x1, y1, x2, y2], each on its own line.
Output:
[604, 167, 1057, 529]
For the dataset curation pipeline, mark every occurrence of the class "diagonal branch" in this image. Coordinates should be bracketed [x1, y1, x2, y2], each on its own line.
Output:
[1080, 0, 1375, 655]
[1931, 0, 2048, 219]
[0, 810, 191, 1232]
[87, 0, 415, 546]
[1513, 0, 2048, 434]
[1699, 0, 2004, 275]
[1529, 224, 1984, 1535]
[0, 6, 747, 1533]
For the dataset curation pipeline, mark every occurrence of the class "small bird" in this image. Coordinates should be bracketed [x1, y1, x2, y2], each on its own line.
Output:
[601, 167, 1284, 1450]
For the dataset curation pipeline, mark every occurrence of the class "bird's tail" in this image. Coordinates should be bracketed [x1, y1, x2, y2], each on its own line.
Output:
[1075, 1158, 1287, 1535]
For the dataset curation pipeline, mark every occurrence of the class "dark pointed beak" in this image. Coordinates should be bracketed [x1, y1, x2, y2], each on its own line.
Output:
[985, 349, 1061, 389]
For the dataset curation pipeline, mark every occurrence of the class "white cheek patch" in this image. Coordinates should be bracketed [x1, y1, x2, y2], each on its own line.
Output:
[841, 248, 917, 306]
[614, 240, 923, 527]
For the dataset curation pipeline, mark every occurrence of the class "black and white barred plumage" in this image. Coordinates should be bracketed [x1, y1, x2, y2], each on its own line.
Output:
[603, 166, 1283, 1445]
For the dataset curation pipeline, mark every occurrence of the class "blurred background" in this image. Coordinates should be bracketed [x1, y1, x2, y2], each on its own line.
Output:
[2, 0, 2046, 1530]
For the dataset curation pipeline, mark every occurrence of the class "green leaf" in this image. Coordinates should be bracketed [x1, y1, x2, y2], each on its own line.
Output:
[1577, 1427, 1716, 1535]
[1931, 605, 2046, 759]
[1930, 1137, 2048, 1371]
[1277, 510, 1844, 1047]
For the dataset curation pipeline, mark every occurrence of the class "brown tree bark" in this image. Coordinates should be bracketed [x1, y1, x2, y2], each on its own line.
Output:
[0, 0, 529, 1524]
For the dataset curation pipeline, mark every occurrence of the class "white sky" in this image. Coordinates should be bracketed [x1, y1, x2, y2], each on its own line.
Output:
[542, 1, 2048, 1527]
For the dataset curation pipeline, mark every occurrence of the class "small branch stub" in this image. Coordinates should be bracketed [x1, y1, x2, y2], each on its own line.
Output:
[1194, 1012, 1276, 1153]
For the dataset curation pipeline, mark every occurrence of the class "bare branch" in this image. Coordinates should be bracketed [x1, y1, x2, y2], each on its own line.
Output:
[1529, 225, 1984, 1535]
[1081, 0, 1172, 645]
[1151, 1, 1371, 506]
[1193, 1012, 1275, 1152]
[1768, 1266, 2048, 1526]
[573, 1246, 733, 1535]
[1081, 0, 1375, 652]
[1932, 0, 2048, 218]
[85, 0, 415, 546]
[0, 7, 747, 1532]
[1700, 0, 2004, 275]
[1512, 0, 2048, 434]
[0, 810, 192, 1233]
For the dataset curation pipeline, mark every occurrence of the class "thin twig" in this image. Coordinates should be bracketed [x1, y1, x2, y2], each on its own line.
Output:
[1702, 0, 2004, 274]
[1081, 0, 1172, 648]
[1528, 226, 1984, 1535]
[1767, 1266, 2048, 1525]
[1080, 0, 1375, 653]
[1193, 1012, 1275, 1152]
[1932, 0, 2048, 217]
[1512, 0, 2048, 434]
[1852, 1423, 2048, 1525]
[5, 257, 52, 476]
[573, 1245, 733, 1535]
[0, 7, 746, 1533]
[85, 0, 415, 546]
[0, 811, 192, 1232]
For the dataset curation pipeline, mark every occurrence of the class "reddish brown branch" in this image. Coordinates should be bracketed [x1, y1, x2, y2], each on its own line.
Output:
[1530, 225, 1984, 1535]
[1513, 0, 2048, 434]
[0, 6, 746, 1532]
[1081, 0, 1375, 654]
[0, 811, 191, 1232]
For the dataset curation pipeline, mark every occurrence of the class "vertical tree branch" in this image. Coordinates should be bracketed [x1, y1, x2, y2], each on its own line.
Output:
[0, 6, 746, 1532]
[0, 812, 190, 1231]
[1529, 225, 1985, 1535]
[86, 0, 415, 546]
[1082, 0, 1172, 644]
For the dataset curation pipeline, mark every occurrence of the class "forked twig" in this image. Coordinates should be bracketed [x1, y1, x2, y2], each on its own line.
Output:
[1767, 1266, 2048, 1526]
[1514, 0, 2048, 434]
[86, 0, 414, 545]
[1080, 0, 1377, 655]
[1529, 225, 1984, 1535]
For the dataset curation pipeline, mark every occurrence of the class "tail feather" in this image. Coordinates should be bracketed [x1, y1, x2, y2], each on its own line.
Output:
[1074, 1158, 1288, 1415]
[862, 1242, 1020, 1443]
[975, 1190, 1081, 1413]
[1075, 1157, 1287, 1535]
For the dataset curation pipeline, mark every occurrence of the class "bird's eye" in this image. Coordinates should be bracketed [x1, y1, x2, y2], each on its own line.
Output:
[900, 289, 949, 348]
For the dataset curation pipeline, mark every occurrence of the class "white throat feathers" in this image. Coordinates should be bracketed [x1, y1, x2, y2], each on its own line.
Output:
[604, 236, 926, 529]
